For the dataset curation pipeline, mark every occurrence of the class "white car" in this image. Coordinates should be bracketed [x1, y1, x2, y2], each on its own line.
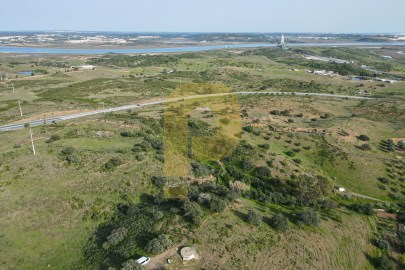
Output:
[136, 256, 150, 265]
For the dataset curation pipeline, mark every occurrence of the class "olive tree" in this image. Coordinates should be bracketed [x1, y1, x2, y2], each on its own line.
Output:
[247, 210, 262, 226]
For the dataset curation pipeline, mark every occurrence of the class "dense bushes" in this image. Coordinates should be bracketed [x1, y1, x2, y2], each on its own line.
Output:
[289, 175, 331, 207]
[105, 157, 123, 170]
[145, 234, 172, 254]
[88, 54, 180, 68]
[248, 210, 263, 226]
[357, 134, 370, 141]
[209, 196, 227, 212]
[298, 208, 321, 226]
[83, 203, 173, 269]
[350, 203, 374, 215]
[269, 213, 289, 231]
[183, 199, 203, 225]
[262, 78, 325, 92]
[121, 259, 144, 270]
[254, 166, 271, 179]
[102, 227, 128, 250]
[375, 254, 396, 270]
[61, 147, 80, 164]
[46, 134, 61, 143]
[192, 162, 213, 178]
[358, 144, 371, 151]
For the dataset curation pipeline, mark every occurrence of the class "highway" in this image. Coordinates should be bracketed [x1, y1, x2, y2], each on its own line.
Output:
[0, 92, 374, 132]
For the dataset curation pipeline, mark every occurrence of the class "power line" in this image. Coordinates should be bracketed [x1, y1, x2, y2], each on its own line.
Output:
[18, 100, 23, 117]
[29, 128, 36, 155]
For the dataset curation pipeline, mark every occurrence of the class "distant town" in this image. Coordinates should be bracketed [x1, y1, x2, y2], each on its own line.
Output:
[0, 32, 404, 47]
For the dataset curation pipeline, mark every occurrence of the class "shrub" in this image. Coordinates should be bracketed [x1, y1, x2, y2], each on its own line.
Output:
[120, 130, 134, 137]
[197, 193, 212, 205]
[61, 147, 79, 163]
[61, 146, 75, 155]
[293, 158, 302, 164]
[105, 157, 123, 170]
[183, 199, 203, 225]
[270, 110, 280, 116]
[258, 143, 270, 150]
[357, 134, 370, 141]
[399, 141, 405, 150]
[242, 126, 254, 133]
[121, 259, 144, 270]
[320, 113, 332, 119]
[299, 208, 320, 226]
[151, 176, 166, 187]
[375, 238, 390, 250]
[350, 203, 374, 215]
[229, 181, 249, 192]
[209, 196, 227, 212]
[66, 154, 80, 164]
[378, 177, 389, 184]
[358, 144, 371, 151]
[266, 160, 274, 167]
[247, 210, 262, 226]
[254, 166, 271, 178]
[270, 213, 289, 231]
[387, 140, 395, 151]
[227, 190, 242, 201]
[46, 134, 61, 143]
[102, 227, 128, 250]
[220, 118, 230, 124]
[136, 154, 145, 161]
[145, 234, 172, 254]
[375, 254, 396, 270]
[192, 162, 212, 178]
[285, 150, 295, 157]
[401, 253, 405, 266]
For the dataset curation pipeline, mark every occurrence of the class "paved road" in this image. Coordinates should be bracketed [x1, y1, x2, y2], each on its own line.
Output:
[0, 92, 374, 132]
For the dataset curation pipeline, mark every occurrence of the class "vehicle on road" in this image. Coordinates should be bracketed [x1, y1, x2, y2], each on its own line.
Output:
[136, 256, 150, 265]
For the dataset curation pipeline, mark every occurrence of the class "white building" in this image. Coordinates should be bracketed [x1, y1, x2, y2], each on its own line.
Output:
[180, 247, 198, 261]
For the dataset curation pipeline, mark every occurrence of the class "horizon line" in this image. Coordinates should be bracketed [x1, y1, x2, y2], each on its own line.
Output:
[0, 30, 404, 35]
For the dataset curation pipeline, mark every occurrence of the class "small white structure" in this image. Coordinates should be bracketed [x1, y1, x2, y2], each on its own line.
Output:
[338, 187, 346, 193]
[399, 224, 405, 233]
[180, 247, 197, 261]
[80, 65, 96, 70]
[70, 65, 96, 71]
[136, 256, 150, 265]
[313, 70, 339, 76]
[374, 78, 398, 84]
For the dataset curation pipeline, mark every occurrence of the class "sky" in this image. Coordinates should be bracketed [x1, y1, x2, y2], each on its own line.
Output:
[1, 0, 404, 33]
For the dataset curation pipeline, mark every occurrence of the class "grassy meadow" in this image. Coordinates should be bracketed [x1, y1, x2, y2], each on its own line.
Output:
[0, 46, 405, 269]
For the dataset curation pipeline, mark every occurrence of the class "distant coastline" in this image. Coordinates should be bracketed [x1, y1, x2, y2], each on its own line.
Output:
[1, 41, 405, 55]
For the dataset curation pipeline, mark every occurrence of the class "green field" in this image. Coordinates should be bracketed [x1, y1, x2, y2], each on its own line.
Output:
[1, 46, 405, 270]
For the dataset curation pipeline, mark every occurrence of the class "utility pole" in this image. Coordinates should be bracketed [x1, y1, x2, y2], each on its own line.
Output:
[12, 83, 15, 93]
[0, 73, 3, 80]
[18, 100, 23, 117]
[29, 128, 36, 155]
